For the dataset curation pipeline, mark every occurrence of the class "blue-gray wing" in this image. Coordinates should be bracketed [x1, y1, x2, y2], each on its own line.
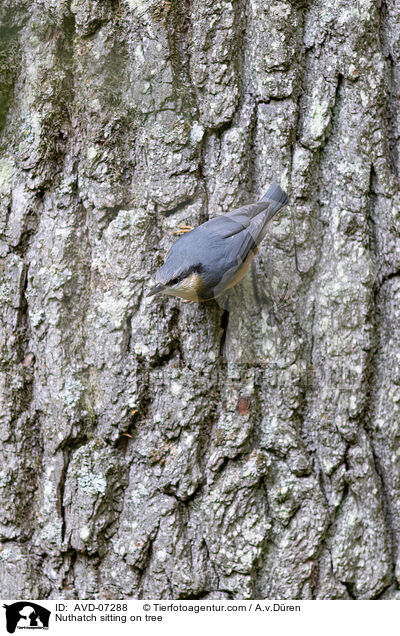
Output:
[195, 202, 271, 266]
[204, 202, 269, 239]
[201, 185, 288, 270]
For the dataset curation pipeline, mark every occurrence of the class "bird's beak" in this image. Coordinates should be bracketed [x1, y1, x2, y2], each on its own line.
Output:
[147, 283, 166, 297]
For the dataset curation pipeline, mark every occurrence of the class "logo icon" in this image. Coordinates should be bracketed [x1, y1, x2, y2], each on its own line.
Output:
[3, 602, 51, 633]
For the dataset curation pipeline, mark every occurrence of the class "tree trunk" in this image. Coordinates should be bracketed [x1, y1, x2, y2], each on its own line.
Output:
[1, 0, 400, 600]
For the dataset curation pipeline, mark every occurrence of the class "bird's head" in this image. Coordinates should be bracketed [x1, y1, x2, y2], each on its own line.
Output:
[147, 262, 205, 302]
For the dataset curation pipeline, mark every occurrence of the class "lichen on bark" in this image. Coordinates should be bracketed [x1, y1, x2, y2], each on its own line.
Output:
[1, 0, 400, 600]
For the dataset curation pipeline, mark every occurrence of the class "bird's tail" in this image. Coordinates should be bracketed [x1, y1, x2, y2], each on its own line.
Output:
[260, 184, 289, 218]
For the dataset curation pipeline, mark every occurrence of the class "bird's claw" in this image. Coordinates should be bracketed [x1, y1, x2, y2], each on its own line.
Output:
[173, 225, 194, 235]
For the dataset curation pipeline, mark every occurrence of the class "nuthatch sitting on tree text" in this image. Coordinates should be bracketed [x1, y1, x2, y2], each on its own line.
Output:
[148, 184, 289, 302]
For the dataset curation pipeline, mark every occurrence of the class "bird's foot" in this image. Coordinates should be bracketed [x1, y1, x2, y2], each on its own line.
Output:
[173, 225, 194, 235]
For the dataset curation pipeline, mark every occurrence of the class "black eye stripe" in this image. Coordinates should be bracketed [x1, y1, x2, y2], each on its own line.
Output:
[169, 264, 203, 287]
[171, 272, 188, 285]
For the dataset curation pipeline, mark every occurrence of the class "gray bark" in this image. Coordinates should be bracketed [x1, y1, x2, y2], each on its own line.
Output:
[0, 0, 400, 600]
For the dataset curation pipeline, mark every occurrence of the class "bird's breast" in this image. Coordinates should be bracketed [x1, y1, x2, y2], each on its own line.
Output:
[171, 272, 205, 301]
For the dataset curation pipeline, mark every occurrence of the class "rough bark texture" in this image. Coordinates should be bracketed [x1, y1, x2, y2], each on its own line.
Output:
[1, 0, 400, 600]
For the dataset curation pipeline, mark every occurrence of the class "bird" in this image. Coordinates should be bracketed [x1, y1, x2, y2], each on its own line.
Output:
[147, 184, 289, 302]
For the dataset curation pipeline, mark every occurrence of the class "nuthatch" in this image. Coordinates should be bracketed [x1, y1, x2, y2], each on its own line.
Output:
[148, 184, 288, 302]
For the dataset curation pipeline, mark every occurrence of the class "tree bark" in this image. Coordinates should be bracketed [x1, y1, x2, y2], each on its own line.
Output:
[0, 0, 400, 600]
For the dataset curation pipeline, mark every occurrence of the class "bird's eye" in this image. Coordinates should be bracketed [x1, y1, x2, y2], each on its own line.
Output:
[170, 277, 179, 286]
